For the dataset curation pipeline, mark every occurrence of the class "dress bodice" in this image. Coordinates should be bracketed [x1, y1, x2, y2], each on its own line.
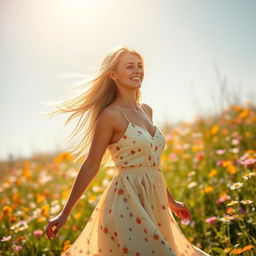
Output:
[107, 104, 166, 170]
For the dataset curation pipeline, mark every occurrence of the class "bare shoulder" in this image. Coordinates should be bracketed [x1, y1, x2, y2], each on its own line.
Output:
[142, 103, 153, 119]
[83, 106, 118, 170]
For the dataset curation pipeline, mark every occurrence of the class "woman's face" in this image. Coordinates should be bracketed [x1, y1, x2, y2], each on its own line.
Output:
[109, 52, 144, 89]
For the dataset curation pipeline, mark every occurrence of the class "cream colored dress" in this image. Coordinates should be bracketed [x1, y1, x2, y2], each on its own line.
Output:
[61, 104, 211, 256]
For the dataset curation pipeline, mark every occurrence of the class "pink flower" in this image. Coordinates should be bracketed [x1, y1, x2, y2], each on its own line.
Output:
[216, 149, 225, 155]
[33, 229, 43, 239]
[205, 216, 217, 225]
[239, 158, 256, 170]
[13, 245, 23, 252]
[1, 235, 12, 242]
[181, 219, 190, 225]
[215, 194, 231, 204]
[216, 160, 223, 166]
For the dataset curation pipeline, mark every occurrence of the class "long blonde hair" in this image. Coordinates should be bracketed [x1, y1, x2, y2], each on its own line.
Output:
[43, 45, 145, 167]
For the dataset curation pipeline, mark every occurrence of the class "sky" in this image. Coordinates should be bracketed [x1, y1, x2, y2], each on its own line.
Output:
[1, 0, 255, 161]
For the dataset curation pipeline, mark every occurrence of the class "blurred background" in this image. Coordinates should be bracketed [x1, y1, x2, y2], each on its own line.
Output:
[1, 0, 255, 161]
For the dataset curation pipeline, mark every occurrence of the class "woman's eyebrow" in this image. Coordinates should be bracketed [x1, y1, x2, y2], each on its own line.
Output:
[124, 62, 142, 65]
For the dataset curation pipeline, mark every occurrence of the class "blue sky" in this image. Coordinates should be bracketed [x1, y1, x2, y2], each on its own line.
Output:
[1, 0, 255, 161]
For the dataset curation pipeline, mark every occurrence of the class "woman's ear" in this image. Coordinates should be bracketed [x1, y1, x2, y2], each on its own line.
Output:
[108, 71, 116, 80]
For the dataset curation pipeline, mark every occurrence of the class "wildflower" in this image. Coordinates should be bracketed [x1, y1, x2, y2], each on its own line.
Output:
[74, 212, 81, 220]
[241, 245, 254, 252]
[229, 182, 243, 190]
[223, 248, 231, 253]
[241, 199, 253, 205]
[188, 171, 196, 177]
[211, 125, 219, 135]
[216, 160, 223, 166]
[227, 200, 239, 206]
[242, 171, 255, 180]
[239, 207, 247, 215]
[208, 169, 217, 177]
[13, 245, 23, 252]
[54, 152, 73, 164]
[196, 152, 204, 161]
[220, 215, 234, 222]
[2, 205, 13, 217]
[226, 207, 234, 215]
[216, 193, 231, 204]
[203, 186, 214, 193]
[1, 235, 12, 242]
[240, 158, 256, 170]
[205, 216, 217, 225]
[227, 164, 237, 174]
[187, 181, 197, 189]
[181, 218, 190, 225]
[10, 220, 29, 233]
[216, 149, 225, 155]
[33, 229, 43, 239]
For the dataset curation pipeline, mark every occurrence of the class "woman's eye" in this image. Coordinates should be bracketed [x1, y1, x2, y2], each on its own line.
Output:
[127, 66, 143, 69]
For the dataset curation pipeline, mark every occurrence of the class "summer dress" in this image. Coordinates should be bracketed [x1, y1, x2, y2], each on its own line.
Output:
[61, 104, 211, 256]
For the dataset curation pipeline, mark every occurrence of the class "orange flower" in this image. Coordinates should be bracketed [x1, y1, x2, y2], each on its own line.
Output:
[238, 109, 250, 119]
[204, 186, 214, 193]
[241, 245, 254, 252]
[227, 164, 237, 174]
[230, 248, 243, 254]
[211, 125, 219, 135]
[226, 207, 234, 215]
[54, 152, 73, 164]
[208, 169, 217, 177]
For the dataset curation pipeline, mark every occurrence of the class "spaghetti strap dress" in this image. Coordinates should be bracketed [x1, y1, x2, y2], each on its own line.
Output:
[61, 104, 211, 256]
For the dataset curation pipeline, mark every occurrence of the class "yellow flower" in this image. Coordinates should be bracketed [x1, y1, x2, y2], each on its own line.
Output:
[231, 105, 242, 112]
[62, 189, 71, 199]
[12, 194, 22, 204]
[74, 212, 81, 220]
[238, 109, 250, 119]
[41, 204, 50, 217]
[211, 125, 219, 135]
[54, 152, 73, 164]
[227, 200, 239, 206]
[208, 169, 217, 177]
[245, 131, 251, 138]
[36, 193, 46, 203]
[227, 164, 237, 174]
[224, 248, 231, 253]
[2, 205, 12, 217]
[22, 160, 32, 180]
[204, 186, 214, 193]
[64, 240, 71, 245]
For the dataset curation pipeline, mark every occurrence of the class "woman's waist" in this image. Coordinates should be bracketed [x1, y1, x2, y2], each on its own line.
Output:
[115, 166, 161, 175]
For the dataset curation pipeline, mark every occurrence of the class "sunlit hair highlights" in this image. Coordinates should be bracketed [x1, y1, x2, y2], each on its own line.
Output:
[43, 45, 144, 166]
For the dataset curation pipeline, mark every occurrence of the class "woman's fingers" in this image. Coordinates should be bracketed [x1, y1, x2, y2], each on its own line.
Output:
[46, 222, 58, 240]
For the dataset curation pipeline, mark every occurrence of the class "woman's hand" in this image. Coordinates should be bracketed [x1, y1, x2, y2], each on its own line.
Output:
[168, 200, 191, 221]
[45, 211, 69, 240]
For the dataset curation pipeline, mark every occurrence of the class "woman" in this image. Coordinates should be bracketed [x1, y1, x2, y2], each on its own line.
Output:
[45, 46, 211, 255]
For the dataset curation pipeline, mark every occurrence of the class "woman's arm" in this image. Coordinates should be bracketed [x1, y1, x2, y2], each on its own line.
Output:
[166, 187, 176, 206]
[61, 162, 99, 216]
[61, 107, 116, 217]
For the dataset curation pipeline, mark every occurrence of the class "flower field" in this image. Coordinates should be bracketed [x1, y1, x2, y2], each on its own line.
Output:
[0, 101, 255, 255]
